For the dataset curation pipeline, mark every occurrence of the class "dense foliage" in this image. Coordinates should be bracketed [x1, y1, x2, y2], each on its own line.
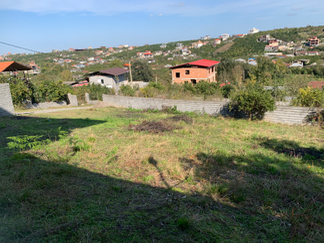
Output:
[292, 87, 324, 107]
[119, 84, 135, 97]
[72, 83, 115, 103]
[230, 84, 276, 120]
[33, 80, 71, 103]
[131, 60, 154, 82]
[0, 77, 71, 106]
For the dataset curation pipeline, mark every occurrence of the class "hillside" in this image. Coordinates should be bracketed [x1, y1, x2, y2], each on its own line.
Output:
[1, 24, 323, 84]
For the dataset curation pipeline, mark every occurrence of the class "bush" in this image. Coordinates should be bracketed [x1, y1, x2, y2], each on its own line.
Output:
[140, 82, 165, 98]
[7, 78, 33, 106]
[72, 84, 114, 103]
[292, 87, 324, 107]
[33, 80, 72, 103]
[230, 84, 276, 120]
[195, 81, 219, 98]
[88, 83, 114, 100]
[120, 84, 135, 96]
[220, 84, 235, 98]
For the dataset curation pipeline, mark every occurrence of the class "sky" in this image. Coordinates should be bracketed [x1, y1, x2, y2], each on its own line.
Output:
[0, 0, 323, 55]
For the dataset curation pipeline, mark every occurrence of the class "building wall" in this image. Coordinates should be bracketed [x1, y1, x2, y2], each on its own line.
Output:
[171, 66, 216, 84]
[102, 95, 317, 125]
[89, 74, 128, 90]
[0, 83, 14, 117]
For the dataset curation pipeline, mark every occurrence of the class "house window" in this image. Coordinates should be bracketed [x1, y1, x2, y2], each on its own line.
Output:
[191, 79, 196, 84]
[185, 70, 190, 75]
[176, 72, 180, 78]
[101, 79, 104, 84]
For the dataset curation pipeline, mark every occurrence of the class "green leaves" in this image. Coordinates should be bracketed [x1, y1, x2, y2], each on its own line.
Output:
[7, 135, 45, 151]
[230, 84, 276, 120]
[292, 87, 324, 107]
[131, 60, 154, 82]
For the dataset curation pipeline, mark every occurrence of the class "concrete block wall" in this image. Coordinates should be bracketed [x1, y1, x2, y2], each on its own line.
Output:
[102, 95, 318, 125]
[102, 95, 230, 115]
[264, 106, 315, 124]
[85, 93, 98, 105]
[25, 101, 68, 109]
[68, 93, 78, 106]
[0, 83, 14, 117]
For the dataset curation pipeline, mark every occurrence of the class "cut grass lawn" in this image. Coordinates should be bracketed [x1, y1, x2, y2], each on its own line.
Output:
[1, 107, 324, 242]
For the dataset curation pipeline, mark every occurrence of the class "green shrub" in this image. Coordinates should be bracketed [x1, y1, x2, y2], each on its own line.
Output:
[72, 84, 114, 103]
[88, 83, 114, 100]
[33, 80, 72, 103]
[8, 78, 33, 106]
[220, 84, 235, 98]
[292, 87, 324, 107]
[230, 84, 276, 120]
[195, 81, 219, 97]
[140, 82, 165, 98]
[120, 84, 135, 96]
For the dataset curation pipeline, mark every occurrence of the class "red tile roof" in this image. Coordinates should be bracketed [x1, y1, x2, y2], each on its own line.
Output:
[0, 61, 31, 72]
[170, 59, 220, 69]
[308, 81, 324, 89]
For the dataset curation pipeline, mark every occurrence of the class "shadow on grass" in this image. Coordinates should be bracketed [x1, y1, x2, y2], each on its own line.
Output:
[259, 138, 324, 160]
[1, 113, 323, 242]
[179, 142, 324, 241]
[0, 114, 105, 158]
[1, 152, 274, 243]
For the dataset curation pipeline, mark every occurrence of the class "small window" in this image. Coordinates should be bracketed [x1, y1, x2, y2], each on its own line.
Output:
[185, 70, 190, 75]
[101, 79, 104, 84]
[176, 72, 180, 78]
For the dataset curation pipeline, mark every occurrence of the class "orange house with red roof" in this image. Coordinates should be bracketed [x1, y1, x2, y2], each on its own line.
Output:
[170, 59, 220, 84]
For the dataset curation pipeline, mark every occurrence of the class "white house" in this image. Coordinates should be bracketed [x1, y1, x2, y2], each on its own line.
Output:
[88, 67, 129, 90]
[221, 33, 230, 41]
[249, 27, 259, 34]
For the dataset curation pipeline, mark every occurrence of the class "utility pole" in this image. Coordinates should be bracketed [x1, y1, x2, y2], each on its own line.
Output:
[129, 61, 133, 88]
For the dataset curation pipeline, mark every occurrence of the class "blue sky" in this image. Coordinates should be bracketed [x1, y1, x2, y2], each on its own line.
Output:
[0, 0, 323, 55]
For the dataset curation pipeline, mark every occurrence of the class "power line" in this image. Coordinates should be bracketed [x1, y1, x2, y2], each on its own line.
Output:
[0, 40, 41, 53]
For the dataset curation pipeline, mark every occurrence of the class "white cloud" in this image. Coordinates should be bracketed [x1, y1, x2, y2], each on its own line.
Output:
[158, 13, 163, 16]
[0, 0, 323, 16]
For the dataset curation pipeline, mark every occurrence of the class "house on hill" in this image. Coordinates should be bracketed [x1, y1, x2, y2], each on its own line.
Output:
[170, 59, 220, 84]
[249, 27, 259, 34]
[308, 37, 320, 46]
[88, 67, 129, 90]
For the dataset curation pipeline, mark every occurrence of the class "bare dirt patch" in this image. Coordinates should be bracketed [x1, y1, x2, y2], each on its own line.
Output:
[213, 42, 235, 55]
[129, 114, 193, 133]
[129, 120, 182, 133]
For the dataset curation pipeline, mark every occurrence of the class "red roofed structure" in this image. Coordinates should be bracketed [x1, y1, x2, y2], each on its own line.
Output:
[0, 61, 31, 73]
[308, 81, 324, 89]
[170, 59, 220, 84]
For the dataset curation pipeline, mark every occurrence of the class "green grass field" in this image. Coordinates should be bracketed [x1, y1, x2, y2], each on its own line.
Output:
[1, 107, 323, 242]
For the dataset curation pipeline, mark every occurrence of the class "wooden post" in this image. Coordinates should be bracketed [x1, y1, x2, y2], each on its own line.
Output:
[129, 61, 133, 88]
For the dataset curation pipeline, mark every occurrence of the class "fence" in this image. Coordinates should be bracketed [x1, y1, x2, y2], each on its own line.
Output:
[102, 95, 316, 125]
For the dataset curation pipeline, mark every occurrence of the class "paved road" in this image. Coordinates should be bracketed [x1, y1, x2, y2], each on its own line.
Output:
[15, 106, 94, 115]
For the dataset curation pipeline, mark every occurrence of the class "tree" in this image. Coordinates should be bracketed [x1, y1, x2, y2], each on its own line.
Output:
[131, 60, 154, 82]
[60, 70, 72, 81]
